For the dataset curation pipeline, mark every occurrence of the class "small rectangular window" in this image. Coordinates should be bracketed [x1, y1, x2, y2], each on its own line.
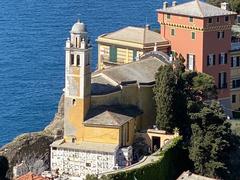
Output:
[218, 72, 227, 89]
[208, 18, 213, 23]
[219, 53, 227, 64]
[216, 17, 220, 23]
[86, 163, 91, 167]
[192, 32, 196, 39]
[217, 31, 225, 39]
[207, 54, 215, 66]
[187, 54, 195, 71]
[167, 14, 171, 19]
[171, 29, 175, 36]
[232, 95, 236, 103]
[77, 55, 80, 66]
[231, 56, 239, 67]
[72, 99, 76, 105]
[232, 80, 236, 88]
[225, 16, 229, 22]
[71, 54, 74, 65]
[189, 17, 193, 22]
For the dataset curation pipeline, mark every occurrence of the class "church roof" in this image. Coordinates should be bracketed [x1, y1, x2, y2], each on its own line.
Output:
[91, 74, 120, 95]
[91, 51, 170, 95]
[71, 20, 86, 34]
[157, 0, 236, 18]
[84, 105, 142, 127]
[98, 55, 168, 84]
[98, 26, 168, 45]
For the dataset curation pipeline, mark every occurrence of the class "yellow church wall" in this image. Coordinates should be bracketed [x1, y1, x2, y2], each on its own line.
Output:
[138, 85, 156, 129]
[120, 84, 139, 105]
[91, 84, 156, 131]
[64, 96, 91, 143]
[118, 119, 136, 147]
[128, 119, 136, 145]
[83, 126, 120, 144]
[91, 91, 122, 106]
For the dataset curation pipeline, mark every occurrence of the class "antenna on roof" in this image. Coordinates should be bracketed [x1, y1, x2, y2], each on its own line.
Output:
[77, 13, 81, 22]
[145, 17, 150, 30]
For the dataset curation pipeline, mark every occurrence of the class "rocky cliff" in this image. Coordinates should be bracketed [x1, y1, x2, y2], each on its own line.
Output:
[0, 95, 64, 179]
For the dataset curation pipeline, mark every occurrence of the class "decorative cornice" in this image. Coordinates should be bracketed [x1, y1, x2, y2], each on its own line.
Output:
[160, 22, 232, 32]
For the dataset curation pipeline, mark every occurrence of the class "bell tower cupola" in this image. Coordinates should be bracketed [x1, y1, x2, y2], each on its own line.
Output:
[64, 20, 92, 143]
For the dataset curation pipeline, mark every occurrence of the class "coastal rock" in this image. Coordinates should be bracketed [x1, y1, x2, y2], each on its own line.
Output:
[0, 94, 64, 179]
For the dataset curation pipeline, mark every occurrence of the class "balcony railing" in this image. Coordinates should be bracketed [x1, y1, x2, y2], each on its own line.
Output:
[231, 42, 240, 51]
[219, 83, 227, 89]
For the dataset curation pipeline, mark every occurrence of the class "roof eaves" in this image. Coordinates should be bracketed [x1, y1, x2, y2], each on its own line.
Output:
[156, 9, 204, 18]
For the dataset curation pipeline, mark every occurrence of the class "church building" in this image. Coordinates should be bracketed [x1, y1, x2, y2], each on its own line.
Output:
[50, 20, 171, 179]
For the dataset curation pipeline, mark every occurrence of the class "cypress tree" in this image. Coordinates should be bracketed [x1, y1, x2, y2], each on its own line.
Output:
[189, 101, 232, 178]
[153, 65, 176, 132]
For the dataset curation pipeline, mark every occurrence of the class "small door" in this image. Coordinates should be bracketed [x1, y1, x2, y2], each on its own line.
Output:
[152, 136, 160, 152]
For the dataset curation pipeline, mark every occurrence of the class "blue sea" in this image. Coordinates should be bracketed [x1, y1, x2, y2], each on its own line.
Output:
[0, 0, 189, 146]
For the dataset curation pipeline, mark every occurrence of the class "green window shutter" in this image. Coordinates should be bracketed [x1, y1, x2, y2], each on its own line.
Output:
[110, 46, 117, 62]
[133, 50, 137, 61]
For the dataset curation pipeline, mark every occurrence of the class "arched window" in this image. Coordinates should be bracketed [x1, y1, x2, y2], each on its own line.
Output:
[70, 54, 74, 65]
[77, 55, 80, 66]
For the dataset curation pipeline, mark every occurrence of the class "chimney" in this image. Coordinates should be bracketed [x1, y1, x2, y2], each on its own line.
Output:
[163, 1, 168, 9]
[145, 24, 150, 30]
[221, 2, 229, 10]
[172, 1, 177, 7]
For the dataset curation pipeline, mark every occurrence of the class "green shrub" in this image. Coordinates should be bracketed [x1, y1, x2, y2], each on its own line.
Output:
[107, 137, 192, 180]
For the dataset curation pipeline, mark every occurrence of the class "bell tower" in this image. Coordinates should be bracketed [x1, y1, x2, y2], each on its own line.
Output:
[64, 20, 92, 143]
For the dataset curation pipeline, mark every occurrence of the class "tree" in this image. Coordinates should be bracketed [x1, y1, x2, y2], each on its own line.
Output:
[207, 0, 240, 13]
[154, 65, 176, 132]
[189, 101, 232, 179]
[183, 72, 217, 102]
[154, 55, 217, 134]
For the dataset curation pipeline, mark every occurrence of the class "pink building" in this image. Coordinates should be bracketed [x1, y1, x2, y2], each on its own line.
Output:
[157, 0, 236, 110]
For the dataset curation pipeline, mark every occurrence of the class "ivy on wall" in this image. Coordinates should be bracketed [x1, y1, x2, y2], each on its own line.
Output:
[106, 137, 192, 180]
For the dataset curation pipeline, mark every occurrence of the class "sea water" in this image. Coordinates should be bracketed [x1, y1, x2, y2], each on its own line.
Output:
[0, 0, 189, 146]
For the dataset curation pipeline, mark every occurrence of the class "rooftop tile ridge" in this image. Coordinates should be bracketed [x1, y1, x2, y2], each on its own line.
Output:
[105, 110, 120, 124]
[195, 0, 204, 17]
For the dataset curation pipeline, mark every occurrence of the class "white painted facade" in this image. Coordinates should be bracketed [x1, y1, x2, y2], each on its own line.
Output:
[65, 20, 91, 99]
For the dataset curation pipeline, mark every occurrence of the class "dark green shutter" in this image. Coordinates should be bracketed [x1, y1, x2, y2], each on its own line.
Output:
[110, 46, 117, 62]
[133, 50, 137, 61]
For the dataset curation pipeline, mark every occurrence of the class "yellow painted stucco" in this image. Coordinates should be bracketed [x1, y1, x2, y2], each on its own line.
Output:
[83, 126, 120, 144]
[64, 97, 91, 143]
[231, 50, 240, 111]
